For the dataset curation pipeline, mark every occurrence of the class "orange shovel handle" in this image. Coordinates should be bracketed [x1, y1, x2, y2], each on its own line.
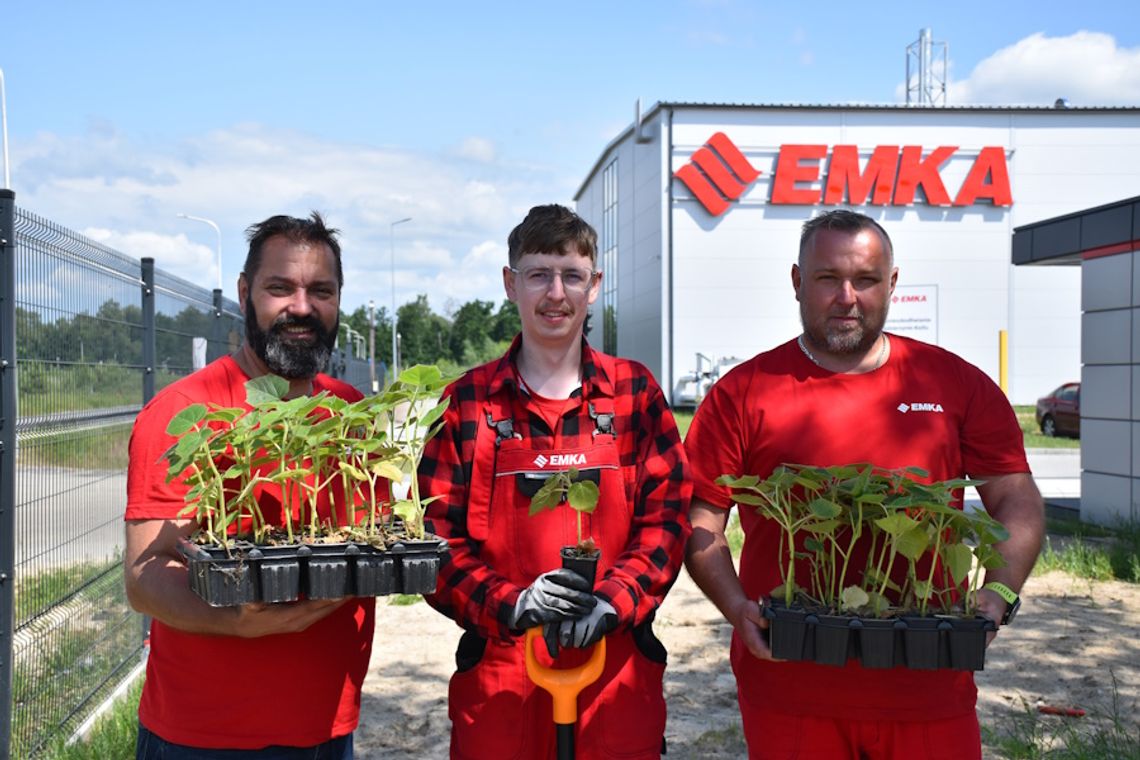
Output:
[524, 627, 607, 725]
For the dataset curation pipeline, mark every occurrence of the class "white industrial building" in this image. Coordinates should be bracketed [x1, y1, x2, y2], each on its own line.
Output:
[574, 102, 1140, 407]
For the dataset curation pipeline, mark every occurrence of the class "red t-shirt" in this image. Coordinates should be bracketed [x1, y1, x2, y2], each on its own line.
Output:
[126, 355, 376, 748]
[685, 334, 1029, 721]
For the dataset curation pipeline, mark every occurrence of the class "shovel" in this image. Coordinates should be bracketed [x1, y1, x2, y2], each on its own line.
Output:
[524, 626, 607, 760]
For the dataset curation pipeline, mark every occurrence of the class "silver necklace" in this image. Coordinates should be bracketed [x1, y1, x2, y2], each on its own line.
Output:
[798, 334, 889, 372]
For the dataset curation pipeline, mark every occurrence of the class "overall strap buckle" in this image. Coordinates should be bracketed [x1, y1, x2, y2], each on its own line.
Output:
[485, 412, 522, 447]
[588, 402, 616, 438]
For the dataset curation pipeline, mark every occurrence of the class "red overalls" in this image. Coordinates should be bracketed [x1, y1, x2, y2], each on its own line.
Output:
[446, 391, 668, 760]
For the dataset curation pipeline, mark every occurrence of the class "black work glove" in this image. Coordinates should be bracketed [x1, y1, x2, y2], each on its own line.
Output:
[557, 597, 618, 649]
[510, 568, 596, 632]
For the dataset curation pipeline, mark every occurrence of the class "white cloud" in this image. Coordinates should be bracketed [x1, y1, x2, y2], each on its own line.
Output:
[950, 31, 1140, 106]
[12, 123, 562, 315]
[456, 137, 496, 163]
[84, 229, 219, 286]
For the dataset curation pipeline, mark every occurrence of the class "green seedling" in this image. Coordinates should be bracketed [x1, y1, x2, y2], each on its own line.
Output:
[529, 468, 601, 555]
[718, 464, 1009, 617]
[164, 365, 455, 552]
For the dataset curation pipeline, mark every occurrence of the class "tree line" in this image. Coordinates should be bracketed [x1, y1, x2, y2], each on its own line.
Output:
[15, 294, 523, 378]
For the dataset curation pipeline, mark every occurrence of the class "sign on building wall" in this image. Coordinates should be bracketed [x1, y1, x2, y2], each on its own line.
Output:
[674, 132, 1013, 217]
[885, 285, 938, 344]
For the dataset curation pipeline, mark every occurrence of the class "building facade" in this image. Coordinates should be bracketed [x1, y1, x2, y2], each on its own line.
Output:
[574, 103, 1140, 407]
[1014, 196, 1140, 524]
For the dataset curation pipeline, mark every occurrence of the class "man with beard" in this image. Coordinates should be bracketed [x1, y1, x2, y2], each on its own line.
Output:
[419, 204, 691, 759]
[683, 209, 1044, 759]
[124, 212, 373, 758]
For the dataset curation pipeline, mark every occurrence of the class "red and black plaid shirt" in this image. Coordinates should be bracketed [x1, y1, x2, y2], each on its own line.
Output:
[420, 337, 692, 640]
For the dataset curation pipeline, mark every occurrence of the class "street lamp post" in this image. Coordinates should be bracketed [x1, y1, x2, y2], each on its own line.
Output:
[368, 299, 377, 392]
[177, 213, 223, 291]
[1, 67, 11, 189]
[389, 217, 411, 379]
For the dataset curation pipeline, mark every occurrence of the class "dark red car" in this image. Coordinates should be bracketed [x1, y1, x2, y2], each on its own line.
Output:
[1036, 382, 1080, 437]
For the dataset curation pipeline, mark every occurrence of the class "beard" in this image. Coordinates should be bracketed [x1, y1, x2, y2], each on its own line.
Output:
[800, 302, 887, 356]
[245, 297, 338, 379]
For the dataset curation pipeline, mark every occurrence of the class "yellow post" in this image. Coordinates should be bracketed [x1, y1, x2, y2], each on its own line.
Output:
[999, 330, 1009, 395]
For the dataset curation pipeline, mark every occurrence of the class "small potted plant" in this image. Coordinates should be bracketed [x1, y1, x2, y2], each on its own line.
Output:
[717, 463, 1010, 671]
[166, 366, 453, 606]
[528, 468, 601, 584]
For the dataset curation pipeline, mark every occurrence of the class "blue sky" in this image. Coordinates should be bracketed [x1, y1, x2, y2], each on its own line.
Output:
[4, 0, 1138, 316]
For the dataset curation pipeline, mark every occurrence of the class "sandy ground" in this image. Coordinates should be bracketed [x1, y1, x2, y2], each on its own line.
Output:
[354, 568, 1140, 758]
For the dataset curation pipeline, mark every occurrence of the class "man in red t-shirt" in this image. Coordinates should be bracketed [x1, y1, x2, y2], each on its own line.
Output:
[125, 213, 374, 758]
[684, 209, 1045, 759]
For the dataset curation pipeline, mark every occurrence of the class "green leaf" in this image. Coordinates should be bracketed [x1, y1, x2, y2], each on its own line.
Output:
[370, 460, 406, 483]
[716, 474, 759, 488]
[840, 586, 869, 611]
[567, 480, 600, 513]
[167, 404, 208, 436]
[417, 399, 449, 430]
[942, 543, 974, 585]
[803, 537, 824, 553]
[392, 499, 419, 525]
[895, 526, 930, 561]
[875, 512, 918, 539]
[398, 364, 443, 388]
[337, 461, 368, 481]
[808, 498, 842, 519]
[529, 487, 561, 516]
[913, 580, 933, 600]
[245, 375, 289, 405]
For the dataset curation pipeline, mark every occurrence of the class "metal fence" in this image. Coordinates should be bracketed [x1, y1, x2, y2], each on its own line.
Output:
[0, 198, 372, 758]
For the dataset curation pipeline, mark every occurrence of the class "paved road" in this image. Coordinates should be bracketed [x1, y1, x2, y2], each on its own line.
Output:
[14, 465, 127, 572]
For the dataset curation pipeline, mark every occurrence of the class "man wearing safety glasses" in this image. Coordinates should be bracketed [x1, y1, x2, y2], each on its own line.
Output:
[419, 203, 692, 759]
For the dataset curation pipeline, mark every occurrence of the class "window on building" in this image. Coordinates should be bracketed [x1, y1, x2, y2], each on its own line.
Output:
[601, 159, 618, 354]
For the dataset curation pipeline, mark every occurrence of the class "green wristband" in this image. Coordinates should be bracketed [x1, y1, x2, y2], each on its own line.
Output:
[983, 581, 1017, 605]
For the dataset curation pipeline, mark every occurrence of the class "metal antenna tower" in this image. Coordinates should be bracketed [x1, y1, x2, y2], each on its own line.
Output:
[906, 28, 948, 106]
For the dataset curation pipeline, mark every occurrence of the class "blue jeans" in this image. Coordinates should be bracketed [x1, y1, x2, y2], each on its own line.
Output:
[136, 724, 354, 759]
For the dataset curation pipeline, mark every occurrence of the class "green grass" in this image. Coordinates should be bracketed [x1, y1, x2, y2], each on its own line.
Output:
[673, 410, 693, 439]
[981, 676, 1140, 759]
[388, 593, 424, 606]
[1014, 405, 1080, 449]
[42, 678, 143, 760]
[1034, 521, 1140, 584]
[10, 562, 144, 759]
[18, 422, 132, 470]
[15, 557, 123, 626]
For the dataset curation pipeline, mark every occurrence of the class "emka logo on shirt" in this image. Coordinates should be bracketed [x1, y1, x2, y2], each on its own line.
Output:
[897, 402, 944, 414]
[674, 132, 1013, 217]
[533, 453, 587, 468]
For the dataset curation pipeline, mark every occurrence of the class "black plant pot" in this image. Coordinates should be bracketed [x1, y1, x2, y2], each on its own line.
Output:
[760, 596, 993, 672]
[178, 541, 258, 607]
[812, 613, 855, 667]
[855, 617, 905, 669]
[355, 545, 399, 596]
[947, 616, 995, 671]
[901, 616, 953, 670]
[180, 534, 450, 605]
[391, 537, 450, 595]
[300, 544, 354, 600]
[254, 546, 302, 603]
[761, 600, 811, 662]
[560, 545, 600, 587]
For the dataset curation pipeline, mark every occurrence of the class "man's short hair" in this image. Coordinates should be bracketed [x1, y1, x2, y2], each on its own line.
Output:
[799, 209, 893, 266]
[508, 204, 598, 267]
[243, 212, 344, 288]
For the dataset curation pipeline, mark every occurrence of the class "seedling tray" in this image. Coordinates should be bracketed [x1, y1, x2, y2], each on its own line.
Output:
[762, 599, 996, 671]
[177, 536, 448, 606]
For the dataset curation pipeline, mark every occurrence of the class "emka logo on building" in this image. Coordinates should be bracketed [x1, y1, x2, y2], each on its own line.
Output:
[675, 132, 1013, 216]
